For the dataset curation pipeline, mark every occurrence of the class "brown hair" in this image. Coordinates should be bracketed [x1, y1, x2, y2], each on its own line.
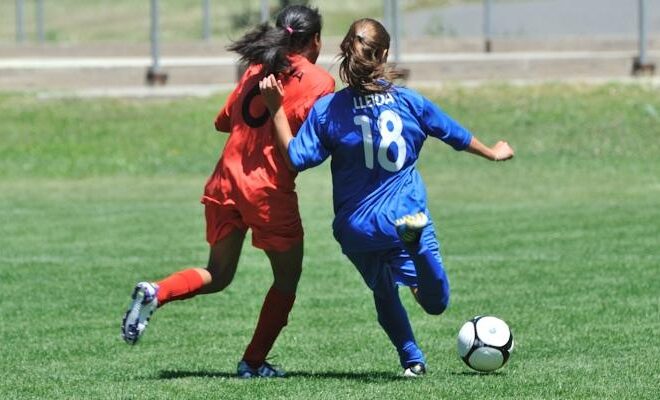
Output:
[339, 18, 405, 94]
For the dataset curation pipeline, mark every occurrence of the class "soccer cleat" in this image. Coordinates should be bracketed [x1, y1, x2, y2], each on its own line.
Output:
[403, 362, 426, 378]
[237, 360, 286, 379]
[395, 212, 429, 244]
[121, 282, 158, 345]
[236, 360, 257, 379]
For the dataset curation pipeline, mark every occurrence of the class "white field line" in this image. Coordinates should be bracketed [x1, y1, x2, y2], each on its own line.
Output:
[2, 51, 658, 70]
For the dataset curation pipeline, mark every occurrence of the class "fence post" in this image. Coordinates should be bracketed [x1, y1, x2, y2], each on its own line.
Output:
[391, 0, 401, 63]
[384, 0, 392, 38]
[36, 0, 45, 43]
[483, 0, 492, 52]
[202, 0, 211, 41]
[261, 0, 269, 23]
[16, 0, 25, 43]
[147, 0, 168, 85]
[633, 0, 655, 75]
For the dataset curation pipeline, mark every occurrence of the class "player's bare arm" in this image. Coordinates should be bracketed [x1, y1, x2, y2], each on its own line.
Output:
[466, 136, 515, 161]
[260, 74, 297, 171]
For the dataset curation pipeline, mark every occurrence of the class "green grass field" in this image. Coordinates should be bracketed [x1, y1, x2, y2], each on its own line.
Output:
[1, 84, 659, 399]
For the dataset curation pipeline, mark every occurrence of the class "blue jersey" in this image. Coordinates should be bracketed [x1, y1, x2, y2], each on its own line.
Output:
[288, 86, 473, 253]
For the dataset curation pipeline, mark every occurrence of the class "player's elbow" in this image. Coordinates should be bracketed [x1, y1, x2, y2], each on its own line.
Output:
[215, 120, 230, 132]
[286, 151, 304, 173]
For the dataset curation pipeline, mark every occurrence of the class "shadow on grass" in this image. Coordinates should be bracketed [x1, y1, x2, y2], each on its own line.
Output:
[450, 371, 506, 376]
[158, 369, 405, 382]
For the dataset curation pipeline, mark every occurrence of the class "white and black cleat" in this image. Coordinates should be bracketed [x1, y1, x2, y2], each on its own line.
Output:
[403, 362, 426, 378]
[121, 282, 158, 345]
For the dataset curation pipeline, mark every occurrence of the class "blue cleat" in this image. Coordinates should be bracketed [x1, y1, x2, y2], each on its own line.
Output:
[237, 360, 286, 378]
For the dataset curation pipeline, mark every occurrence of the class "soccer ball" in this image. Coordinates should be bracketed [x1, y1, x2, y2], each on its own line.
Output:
[457, 315, 514, 372]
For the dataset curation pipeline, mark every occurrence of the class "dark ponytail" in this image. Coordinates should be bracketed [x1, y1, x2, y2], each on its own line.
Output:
[227, 5, 322, 76]
[339, 18, 405, 94]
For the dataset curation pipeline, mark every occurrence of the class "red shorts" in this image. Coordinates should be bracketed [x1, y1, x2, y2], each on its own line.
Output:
[202, 191, 303, 252]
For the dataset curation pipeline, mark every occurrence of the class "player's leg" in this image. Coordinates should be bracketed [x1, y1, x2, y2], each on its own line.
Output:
[238, 240, 302, 378]
[121, 229, 246, 344]
[121, 204, 246, 344]
[234, 185, 304, 378]
[197, 228, 245, 294]
[395, 212, 450, 315]
[410, 228, 449, 315]
[373, 279, 426, 372]
[347, 251, 426, 375]
[154, 228, 246, 301]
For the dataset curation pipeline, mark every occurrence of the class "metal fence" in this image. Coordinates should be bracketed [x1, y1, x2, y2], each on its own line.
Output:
[6, 1, 658, 45]
[7, 0, 383, 43]
[1, 0, 657, 89]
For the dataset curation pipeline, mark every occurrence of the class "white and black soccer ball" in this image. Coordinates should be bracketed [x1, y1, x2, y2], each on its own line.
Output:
[457, 315, 514, 372]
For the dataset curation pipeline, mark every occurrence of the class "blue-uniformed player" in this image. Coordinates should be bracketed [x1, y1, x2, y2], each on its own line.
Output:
[259, 18, 514, 376]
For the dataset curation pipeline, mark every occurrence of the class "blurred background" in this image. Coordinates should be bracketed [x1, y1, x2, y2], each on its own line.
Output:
[0, 0, 658, 95]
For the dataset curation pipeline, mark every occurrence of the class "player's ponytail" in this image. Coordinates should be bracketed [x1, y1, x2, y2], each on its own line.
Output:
[228, 5, 322, 76]
[339, 18, 405, 94]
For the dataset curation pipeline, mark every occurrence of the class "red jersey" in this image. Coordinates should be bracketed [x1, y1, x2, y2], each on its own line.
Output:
[201, 54, 335, 250]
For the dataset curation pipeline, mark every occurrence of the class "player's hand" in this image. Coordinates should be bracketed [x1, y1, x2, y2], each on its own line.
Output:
[492, 141, 514, 161]
[259, 74, 285, 114]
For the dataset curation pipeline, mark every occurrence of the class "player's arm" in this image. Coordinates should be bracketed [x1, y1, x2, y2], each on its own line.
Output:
[214, 86, 241, 133]
[466, 137, 515, 161]
[420, 96, 514, 161]
[260, 75, 331, 172]
[259, 75, 296, 171]
[214, 106, 231, 132]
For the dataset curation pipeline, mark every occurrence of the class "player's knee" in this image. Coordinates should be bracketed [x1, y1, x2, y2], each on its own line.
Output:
[419, 293, 449, 315]
[203, 278, 230, 293]
[205, 266, 235, 292]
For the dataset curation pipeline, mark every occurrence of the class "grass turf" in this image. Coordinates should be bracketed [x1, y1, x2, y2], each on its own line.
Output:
[0, 84, 659, 399]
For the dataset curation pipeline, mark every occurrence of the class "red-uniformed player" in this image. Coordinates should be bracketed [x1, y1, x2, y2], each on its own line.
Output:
[120, 5, 334, 378]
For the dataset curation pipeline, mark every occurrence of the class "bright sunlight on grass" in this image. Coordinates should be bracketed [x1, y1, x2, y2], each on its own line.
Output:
[1, 83, 658, 399]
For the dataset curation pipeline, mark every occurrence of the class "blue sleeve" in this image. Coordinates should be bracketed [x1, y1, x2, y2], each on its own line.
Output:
[287, 106, 331, 171]
[419, 97, 473, 151]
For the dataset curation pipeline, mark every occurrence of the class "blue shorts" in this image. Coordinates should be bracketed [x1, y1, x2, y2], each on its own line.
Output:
[346, 224, 443, 290]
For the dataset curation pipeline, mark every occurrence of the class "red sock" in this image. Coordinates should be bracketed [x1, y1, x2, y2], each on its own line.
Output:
[155, 269, 205, 307]
[242, 286, 296, 368]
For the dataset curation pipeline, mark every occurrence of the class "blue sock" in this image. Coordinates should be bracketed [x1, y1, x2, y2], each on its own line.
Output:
[346, 250, 426, 368]
[373, 286, 425, 368]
